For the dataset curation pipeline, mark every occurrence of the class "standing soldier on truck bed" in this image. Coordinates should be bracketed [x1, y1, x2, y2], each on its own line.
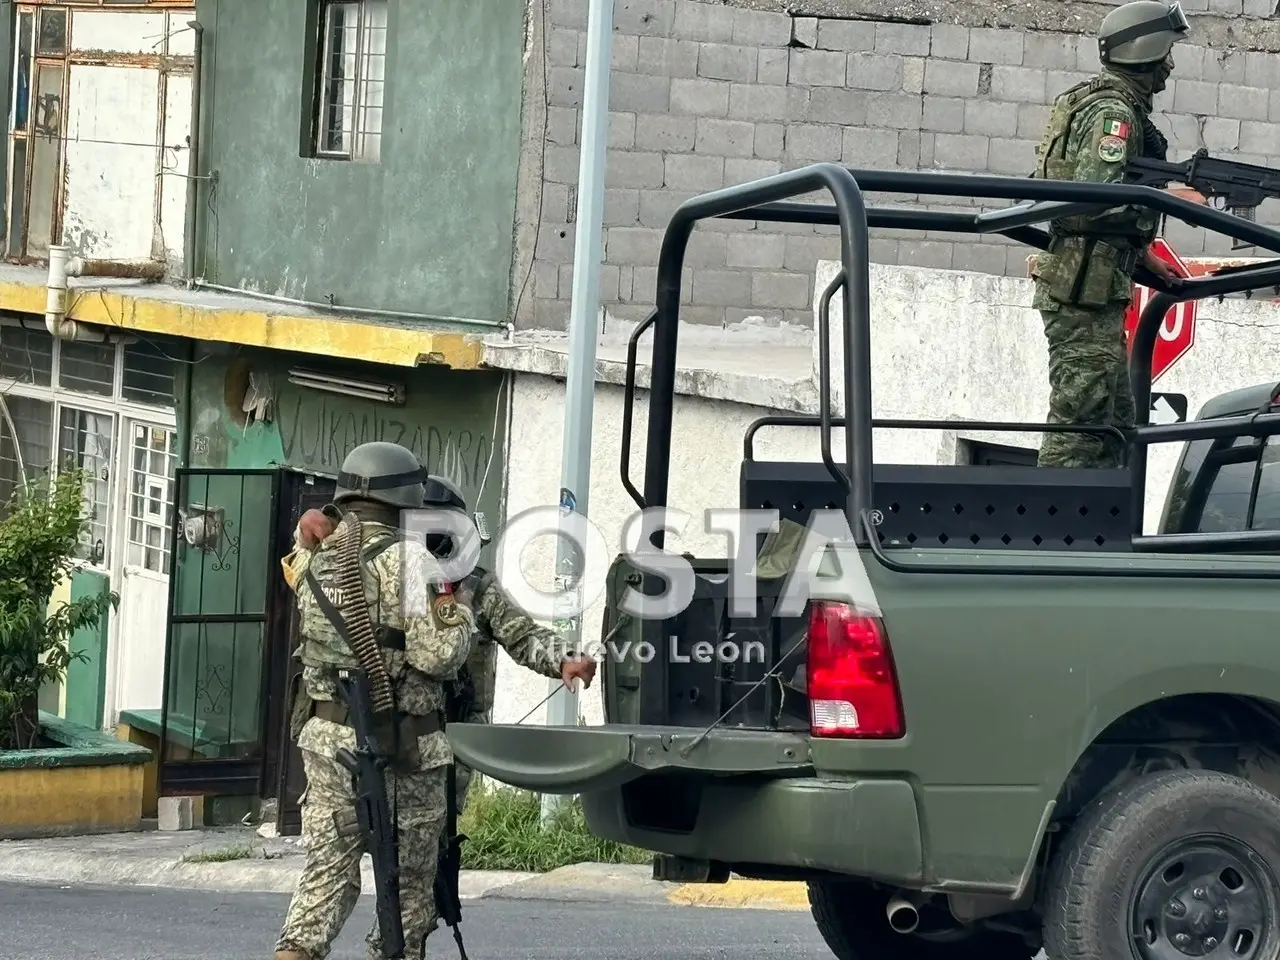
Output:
[1030, 0, 1204, 469]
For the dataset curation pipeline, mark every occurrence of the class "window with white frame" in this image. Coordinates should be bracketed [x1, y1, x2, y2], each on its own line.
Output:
[312, 0, 387, 163]
[0, 321, 181, 572]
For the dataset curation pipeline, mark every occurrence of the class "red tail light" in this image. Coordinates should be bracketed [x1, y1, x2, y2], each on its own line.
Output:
[806, 601, 904, 738]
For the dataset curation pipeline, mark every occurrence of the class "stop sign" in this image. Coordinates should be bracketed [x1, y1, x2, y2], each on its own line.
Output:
[1123, 237, 1197, 384]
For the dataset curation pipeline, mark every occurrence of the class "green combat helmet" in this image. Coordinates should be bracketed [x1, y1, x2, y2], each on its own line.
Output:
[333, 440, 427, 510]
[1098, 0, 1189, 65]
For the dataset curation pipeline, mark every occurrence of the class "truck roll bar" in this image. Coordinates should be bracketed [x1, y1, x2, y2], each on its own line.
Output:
[625, 164, 1280, 561]
[642, 163, 873, 549]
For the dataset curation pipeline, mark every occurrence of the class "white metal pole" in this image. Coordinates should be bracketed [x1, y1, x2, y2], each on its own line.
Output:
[541, 0, 614, 825]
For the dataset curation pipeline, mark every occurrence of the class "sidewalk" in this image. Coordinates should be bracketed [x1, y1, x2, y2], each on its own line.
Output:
[0, 827, 808, 910]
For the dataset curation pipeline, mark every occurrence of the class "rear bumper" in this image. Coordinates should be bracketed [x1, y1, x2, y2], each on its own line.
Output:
[583, 775, 924, 883]
[447, 722, 924, 884]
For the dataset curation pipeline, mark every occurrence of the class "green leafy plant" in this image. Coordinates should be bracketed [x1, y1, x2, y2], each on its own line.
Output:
[0, 464, 119, 750]
[458, 780, 652, 872]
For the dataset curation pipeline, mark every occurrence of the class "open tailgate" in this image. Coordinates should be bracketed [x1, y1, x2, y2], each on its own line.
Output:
[446, 722, 814, 794]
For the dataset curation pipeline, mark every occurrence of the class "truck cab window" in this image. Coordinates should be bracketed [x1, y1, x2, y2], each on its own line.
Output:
[1250, 439, 1280, 530]
[1196, 457, 1257, 532]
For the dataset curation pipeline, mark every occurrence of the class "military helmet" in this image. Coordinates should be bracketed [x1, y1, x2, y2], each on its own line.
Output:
[333, 441, 426, 510]
[422, 474, 468, 513]
[1098, 0, 1188, 65]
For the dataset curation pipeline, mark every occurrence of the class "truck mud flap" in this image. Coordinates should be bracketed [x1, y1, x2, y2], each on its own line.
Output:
[446, 723, 814, 795]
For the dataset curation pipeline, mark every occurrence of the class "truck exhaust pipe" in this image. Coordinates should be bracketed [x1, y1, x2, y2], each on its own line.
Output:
[886, 897, 920, 933]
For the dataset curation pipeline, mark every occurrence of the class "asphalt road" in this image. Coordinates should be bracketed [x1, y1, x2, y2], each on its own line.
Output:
[0, 881, 833, 960]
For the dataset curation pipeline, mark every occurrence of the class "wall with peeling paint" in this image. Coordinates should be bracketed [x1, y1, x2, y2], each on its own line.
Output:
[54, 8, 194, 265]
[184, 344, 510, 529]
[193, 0, 527, 325]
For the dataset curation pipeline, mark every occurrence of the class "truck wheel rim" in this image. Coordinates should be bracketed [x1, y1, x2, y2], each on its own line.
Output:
[1129, 834, 1275, 960]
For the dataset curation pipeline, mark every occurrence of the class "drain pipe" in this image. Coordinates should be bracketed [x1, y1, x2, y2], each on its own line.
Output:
[45, 245, 166, 340]
[45, 244, 73, 339]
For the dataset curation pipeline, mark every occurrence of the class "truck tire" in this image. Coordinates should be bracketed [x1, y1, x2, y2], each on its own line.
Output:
[1043, 768, 1280, 960]
[807, 880, 1034, 960]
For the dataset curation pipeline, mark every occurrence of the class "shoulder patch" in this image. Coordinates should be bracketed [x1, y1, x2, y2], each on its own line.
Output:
[1101, 116, 1130, 139]
[1097, 134, 1127, 163]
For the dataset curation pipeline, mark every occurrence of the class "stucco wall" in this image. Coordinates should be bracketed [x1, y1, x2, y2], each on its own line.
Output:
[193, 0, 526, 323]
[511, 0, 1280, 331]
[492, 259, 1280, 725]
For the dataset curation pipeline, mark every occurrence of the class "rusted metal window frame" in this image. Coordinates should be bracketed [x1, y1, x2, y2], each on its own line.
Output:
[313, 0, 385, 163]
[5, 0, 195, 264]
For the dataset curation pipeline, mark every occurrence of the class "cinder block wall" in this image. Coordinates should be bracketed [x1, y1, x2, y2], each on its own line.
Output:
[510, 0, 1280, 329]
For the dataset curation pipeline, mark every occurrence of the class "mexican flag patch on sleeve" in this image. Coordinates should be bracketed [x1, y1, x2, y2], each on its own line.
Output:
[1103, 117, 1130, 138]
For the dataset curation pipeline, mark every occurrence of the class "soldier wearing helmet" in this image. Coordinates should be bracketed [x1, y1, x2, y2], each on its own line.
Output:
[1030, 1, 1205, 469]
[417, 474, 596, 802]
[274, 441, 475, 960]
[296, 472, 597, 817]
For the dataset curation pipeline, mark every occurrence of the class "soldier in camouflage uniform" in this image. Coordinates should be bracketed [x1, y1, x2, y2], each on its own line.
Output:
[274, 441, 476, 960]
[297, 475, 598, 816]
[417, 473, 597, 814]
[1031, 0, 1202, 468]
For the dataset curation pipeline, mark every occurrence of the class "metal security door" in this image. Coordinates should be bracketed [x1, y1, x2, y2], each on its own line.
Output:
[157, 468, 282, 796]
[270, 472, 335, 836]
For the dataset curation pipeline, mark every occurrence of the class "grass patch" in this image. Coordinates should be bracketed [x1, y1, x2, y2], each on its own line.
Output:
[182, 843, 257, 863]
[459, 781, 652, 873]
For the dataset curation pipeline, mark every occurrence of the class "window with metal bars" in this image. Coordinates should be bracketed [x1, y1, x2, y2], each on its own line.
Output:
[0, 323, 180, 569]
[312, 0, 387, 163]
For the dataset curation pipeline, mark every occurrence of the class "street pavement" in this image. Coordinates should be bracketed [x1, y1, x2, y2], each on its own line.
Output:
[0, 879, 832, 960]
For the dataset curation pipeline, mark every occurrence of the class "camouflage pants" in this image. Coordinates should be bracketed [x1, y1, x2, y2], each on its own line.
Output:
[275, 737, 448, 960]
[1037, 301, 1135, 469]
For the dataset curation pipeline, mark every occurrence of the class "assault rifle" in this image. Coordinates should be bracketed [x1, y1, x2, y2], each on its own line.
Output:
[1124, 149, 1280, 241]
[426, 509, 488, 960]
[334, 669, 406, 960]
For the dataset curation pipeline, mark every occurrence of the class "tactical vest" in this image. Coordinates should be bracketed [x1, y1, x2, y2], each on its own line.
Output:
[299, 523, 406, 676]
[1031, 74, 1160, 307]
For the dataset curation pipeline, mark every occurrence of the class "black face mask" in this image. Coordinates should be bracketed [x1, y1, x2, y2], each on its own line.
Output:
[1153, 54, 1173, 93]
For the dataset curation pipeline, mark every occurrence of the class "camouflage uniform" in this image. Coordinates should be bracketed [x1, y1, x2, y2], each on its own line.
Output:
[1031, 71, 1163, 468]
[275, 508, 474, 960]
[452, 569, 568, 809]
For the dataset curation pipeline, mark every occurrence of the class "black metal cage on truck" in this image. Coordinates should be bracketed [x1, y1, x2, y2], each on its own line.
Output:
[610, 163, 1280, 730]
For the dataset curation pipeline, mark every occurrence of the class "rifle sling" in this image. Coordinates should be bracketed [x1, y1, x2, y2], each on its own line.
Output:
[304, 567, 407, 650]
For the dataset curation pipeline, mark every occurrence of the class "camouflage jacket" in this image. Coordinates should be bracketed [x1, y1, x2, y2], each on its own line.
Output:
[461, 570, 567, 724]
[1034, 73, 1161, 244]
[288, 510, 474, 768]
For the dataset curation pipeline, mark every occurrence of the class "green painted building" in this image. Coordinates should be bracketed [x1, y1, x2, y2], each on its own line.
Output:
[191, 0, 528, 323]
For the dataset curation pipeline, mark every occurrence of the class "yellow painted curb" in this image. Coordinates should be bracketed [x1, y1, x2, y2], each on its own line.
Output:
[668, 878, 810, 911]
[0, 280, 488, 371]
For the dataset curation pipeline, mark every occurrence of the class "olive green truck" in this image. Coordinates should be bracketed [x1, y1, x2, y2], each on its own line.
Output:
[448, 165, 1280, 960]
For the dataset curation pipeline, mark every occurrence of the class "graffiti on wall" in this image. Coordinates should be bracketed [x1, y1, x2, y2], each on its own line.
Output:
[278, 392, 492, 491]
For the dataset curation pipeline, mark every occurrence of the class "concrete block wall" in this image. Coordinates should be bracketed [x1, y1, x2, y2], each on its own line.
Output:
[511, 0, 1280, 330]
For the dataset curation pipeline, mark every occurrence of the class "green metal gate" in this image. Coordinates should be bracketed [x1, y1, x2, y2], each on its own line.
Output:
[157, 468, 282, 796]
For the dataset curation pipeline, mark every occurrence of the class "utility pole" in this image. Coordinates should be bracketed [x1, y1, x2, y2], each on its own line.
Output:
[542, 0, 614, 825]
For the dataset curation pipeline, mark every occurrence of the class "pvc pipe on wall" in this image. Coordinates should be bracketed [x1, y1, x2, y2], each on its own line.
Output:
[44, 244, 76, 339]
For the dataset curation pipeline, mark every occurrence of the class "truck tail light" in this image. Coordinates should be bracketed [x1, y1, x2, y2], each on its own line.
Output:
[806, 601, 904, 739]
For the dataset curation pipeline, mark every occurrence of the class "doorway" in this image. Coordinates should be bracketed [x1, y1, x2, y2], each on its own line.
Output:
[266, 471, 336, 836]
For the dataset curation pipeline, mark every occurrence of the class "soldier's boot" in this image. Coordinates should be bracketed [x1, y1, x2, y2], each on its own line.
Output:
[274, 951, 311, 960]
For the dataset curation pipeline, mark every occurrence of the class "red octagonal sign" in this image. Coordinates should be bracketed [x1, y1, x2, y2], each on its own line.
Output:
[1123, 237, 1196, 384]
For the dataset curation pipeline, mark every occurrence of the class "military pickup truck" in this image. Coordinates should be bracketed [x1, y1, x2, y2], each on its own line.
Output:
[448, 164, 1280, 960]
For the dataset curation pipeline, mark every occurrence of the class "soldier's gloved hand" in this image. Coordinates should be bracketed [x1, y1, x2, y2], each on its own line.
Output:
[561, 655, 597, 691]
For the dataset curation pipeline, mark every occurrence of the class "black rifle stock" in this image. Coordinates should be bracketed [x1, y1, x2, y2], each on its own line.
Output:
[1125, 148, 1280, 226]
[335, 670, 406, 960]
